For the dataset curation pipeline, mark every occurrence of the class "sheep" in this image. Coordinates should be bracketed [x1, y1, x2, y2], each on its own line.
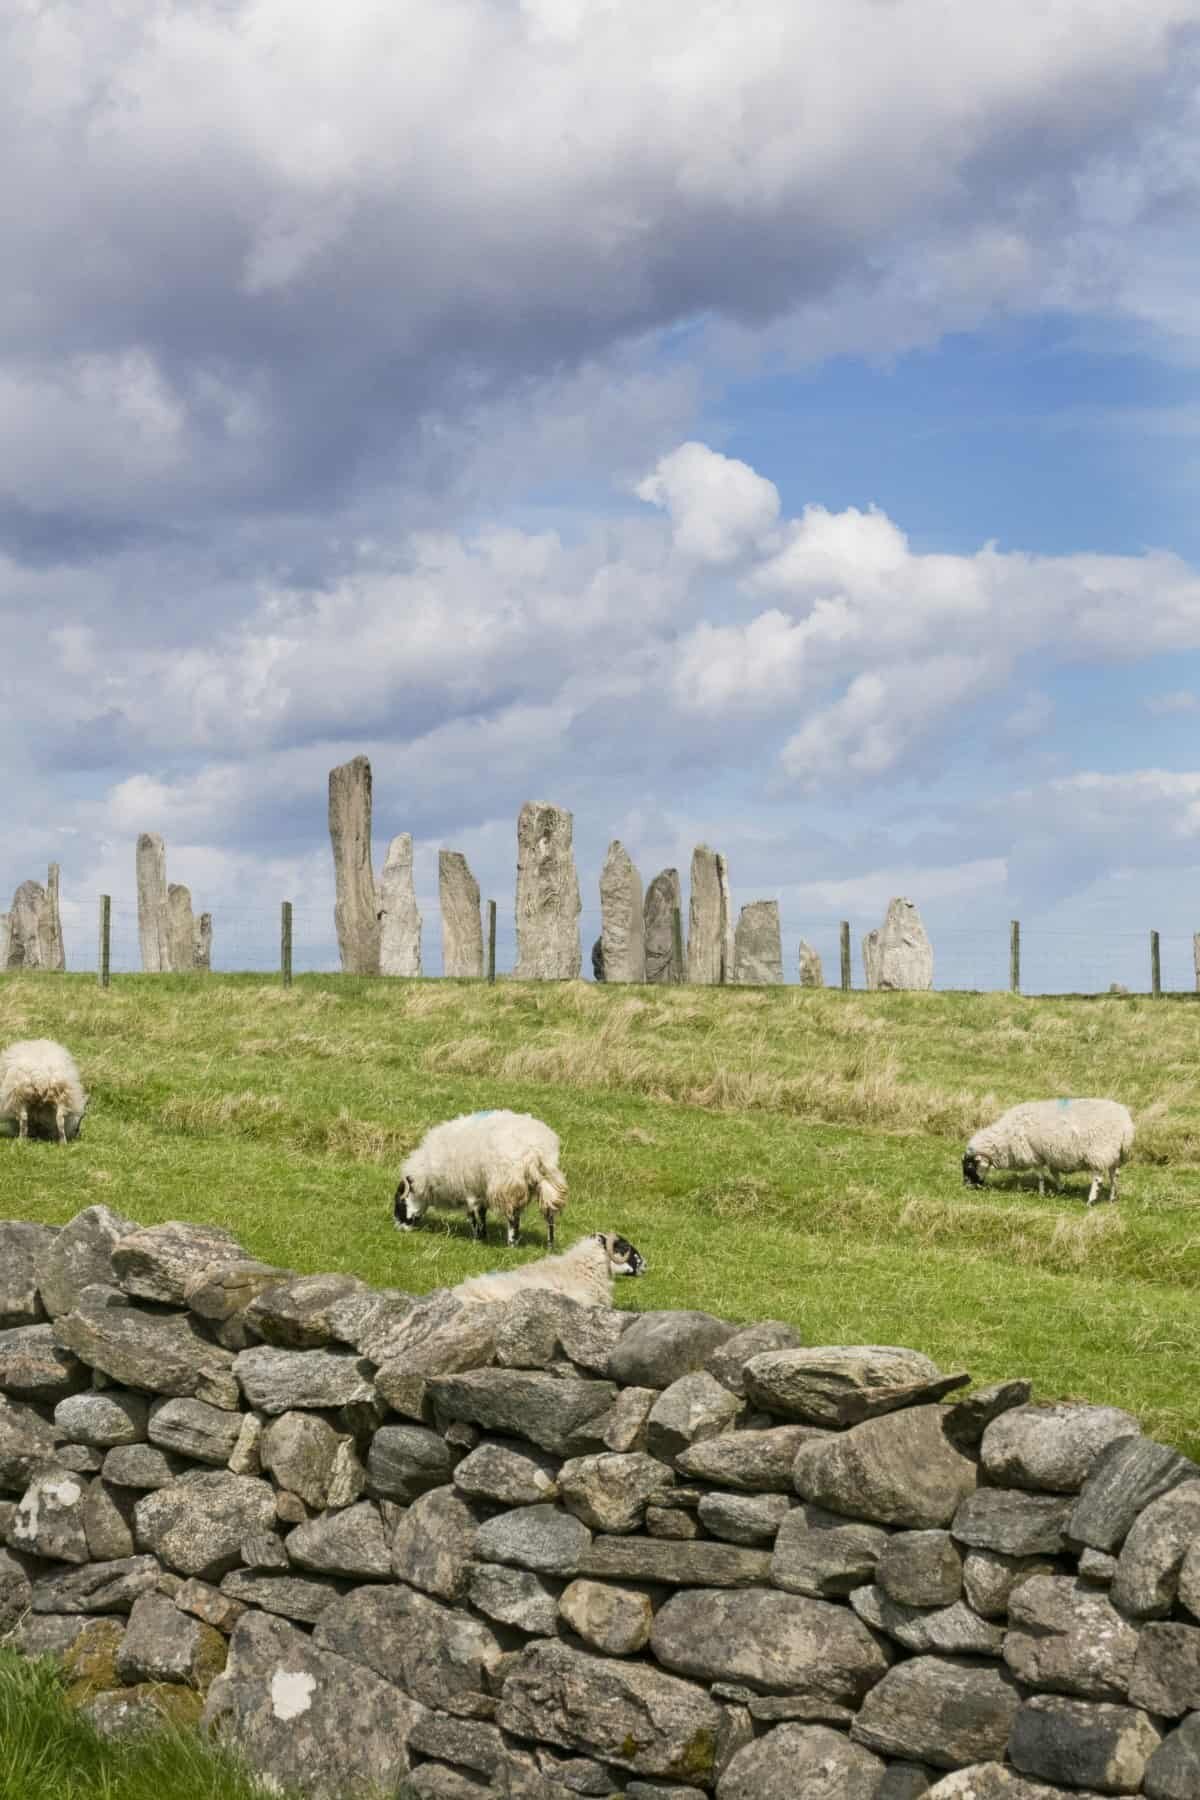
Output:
[962, 1098, 1134, 1205]
[452, 1231, 646, 1306]
[0, 1038, 88, 1144]
[392, 1108, 569, 1247]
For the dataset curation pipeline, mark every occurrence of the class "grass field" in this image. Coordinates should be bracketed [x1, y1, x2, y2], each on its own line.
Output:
[2, 971, 1200, 1455]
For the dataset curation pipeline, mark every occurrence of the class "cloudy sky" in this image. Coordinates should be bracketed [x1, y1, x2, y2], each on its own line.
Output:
[5, 0, 1200, 988]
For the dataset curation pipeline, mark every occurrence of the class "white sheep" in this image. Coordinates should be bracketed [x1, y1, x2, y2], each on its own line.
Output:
[0, 1038, 88, 1143]
[452, 1231, 646, 1306]
[392, 1108, 568, 1247]
[962, 1098, 1134, 1205]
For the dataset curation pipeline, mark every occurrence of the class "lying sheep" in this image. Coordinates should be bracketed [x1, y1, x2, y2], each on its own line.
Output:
[392, 1108, 569, 1247]
[452, 1231, 646, 1306]
[0, 1038, 88, 1143]
[962, 1098, 1134, 1205]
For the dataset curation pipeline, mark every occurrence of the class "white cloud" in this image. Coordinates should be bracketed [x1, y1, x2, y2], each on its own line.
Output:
[636, 442, 780, 563]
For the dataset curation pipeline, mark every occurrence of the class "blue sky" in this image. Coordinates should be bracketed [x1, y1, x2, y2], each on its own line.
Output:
[4, 0, 1200, 989]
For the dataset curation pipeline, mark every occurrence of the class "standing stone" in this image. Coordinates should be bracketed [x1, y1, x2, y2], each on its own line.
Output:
[599, 842, 646, 983]
[165, 884, 197, 973]
[798, 940, 823, 988]
[40, 864, 66, 970]
[591, 937, 606, 982]
[732, 901, 783, 985]
[328, 755, 380, 975]
[439, 852, 483, 978]
[5, 880, 48, 968]
[644, 869, 684, 985]
[136, 833, 169, 973]
[687, 846, 730, 985]
[378, 833, 421, 976]
[863, 899, 934, 991]
[194, 913, 213, 971]
[0, 912, 9, 966]
[514, 802, 581, 980]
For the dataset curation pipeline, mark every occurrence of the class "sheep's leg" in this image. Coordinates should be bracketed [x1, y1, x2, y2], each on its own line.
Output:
[17, 1105, 28, 1140]
[55, 1102, 68, 1145]
[1036, 1170, 1045, 1197]
[545, 1212, 556, 1250]
[505, 1215, 520, 1249]
[1086, 1174, 1101, 1206]
[1110, 1167, 1120, 1204]
[467, 1201, 489, 1243]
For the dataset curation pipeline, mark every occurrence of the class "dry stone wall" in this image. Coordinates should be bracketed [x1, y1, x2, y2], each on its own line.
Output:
[3, 1208, 1198, 1799]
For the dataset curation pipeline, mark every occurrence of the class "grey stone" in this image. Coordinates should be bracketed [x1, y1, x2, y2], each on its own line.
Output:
[391, 1485, 481, 1601]
[202, 1608, 426, 1798]
[921, 1774, 1058, 1800]
[644, 868, 684, 985]
[184, 1259, 296, 1323]
[608, 1311, 739, 1390]
[1004, 1574, 1139, 1701]
[0, 1221, 56, 1327]
[557, 1452, 674, 1533]
[1068, 1436, 1199, 1552]
[651, 1585, 890, 1705]
[745, 1345, 966, 1427]
[241, 1272, 368, 1348]
[0, 1323, 89, 1403]
[559, 1578, 654, 1655]
[82, 1478, 138, 1560]
[0, 1545, 33, 1635]
[286, 1502, 393, 1578]
[705, 1322, 804, 1398]
[629, 1787, 706, 1800]
[468, 1562, 561, 1635]
[427, 1370, 618, 1456]
[494, 1290, 634, 1375]
[770, 1503, 890, 1598]
[354, 1288, 442, 1365]
[259, 1411, 343, 1509]
[645, 1371, 744, 1461]
[134, 1471, 277, 1580]
[877, 1767, 933, 1800]
[51, 1441, 102, 1474]
[116, 1590, 226, 1688]
[315, 1582, 504, 1718]
[7, 1465, 89, 1562]
[796, 939, 824, 988]
[147, 1396, 242, 1465]
[582, 1535, 771, 1587]
[102, 1443, 188, 1488]
[233, 1344, 376, 1414]
[439, 850, 484, 978]
[951, 1490, 1071, 1556]
[698, 1492, 793, 1545]
[852, 1584, 1004, 1655]
[34, 1205, 138, 1318]
[498, 1637, 725, 1784]
[194, 909, 213, 971]
[379, 831, 422, 976]
[942, 1381, 1034, 1450]
[1145, 1713, 1200, 1800]
[475, 1503, 592, 1576]
[980, 1404, 1141, 1494]
[1180, 1538, 1200, 1619]
[240, 1531, 289, 1571]
[219, 1570, 351, 1624]
[1009, 1695, 1161, 1793]
[53, 1304, 237, 1405]
[962, 1549, 1057, 1619]
[851, 1657, 1022, 1770]
[10, 1612, 93, 1659]
[165, 882, 202, 973]
[514, 801, 582, 980]
[718, 1723, 886, 1799]
[329, 754, 381, 975]
[862, 898, 933, 991]
[53, 1389, 149, 1449]
[731, 899, 783, 985]
[31, 1555, 161, 1614]
[1129, 1623, 1200, 1717]
[647, 1504, 701, 1539]
[591, 1386, 656, 1453]
[367, 1423, 453, 1502]
[1080, 1547, 1119, 1585]
[110, 1222, 245, 1304]
[1112, 1482, 1200, 1618]
[678, 1423, 827, 1492]
[877, 1531, 963, 1607]
[375, 1307, 501, 1405]
[79, 1685, 204, 1741]
[136, 831, 169, 971]
[687, 845, 732, 986]
[454, 1439, 560, 1507]
[794, 1405, 978, 1528]
[599, 840, 646, 983]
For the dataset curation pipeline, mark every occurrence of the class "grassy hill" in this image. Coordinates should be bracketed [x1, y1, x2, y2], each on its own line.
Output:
[3, 971, 1199, 1454]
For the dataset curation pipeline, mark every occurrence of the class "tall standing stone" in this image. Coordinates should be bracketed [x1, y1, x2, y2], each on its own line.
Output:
[378, 835, 422, 977]
[1194, 932, 1200, 993]
[136, 834, 169, 974]
[0, 913, 9, 967]
[194, 914, 213, 972]
[599, 842, 645, 984]
[39, 865, 65, 970]
[687, 846, 731, 985]
[165, 885, 197, 974]
[439, 852, 483, 978]
[732, 901, 783, 985]
[799, 940, 823, 988]
[328, 757, 380, 976]
[514, 803, 581, 980]
[863, 898, 934, 992]
[5, 878, 64, 970]
[644, 870, 683, 985]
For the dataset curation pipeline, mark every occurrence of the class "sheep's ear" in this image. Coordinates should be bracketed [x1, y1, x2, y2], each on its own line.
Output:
[593, 1232, 608, 1248]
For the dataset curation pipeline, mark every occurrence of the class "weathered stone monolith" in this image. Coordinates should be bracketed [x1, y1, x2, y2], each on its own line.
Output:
[1194, 932, 1200, 993]
[328, 757, 380, 976]
[799, 939, 823, 988]
[863, 898, 933, 991]
[194, 914, 213, 972]
[438, 852, 483, 978]
[40, 865, 65, 970]
[165, 885, 197, 975]
[687, 846, 731, 985]
[644, 869, 684, 985]
[599, 842, 645, 984]
[136, 834, 169, 974]
[514, 803, 581, 980]
[732, 901, 783, 985]
[591, 938, 606, 982]
[3, 871, 65, 971]
[0, 913, 9, 967]
[378, 835, 421, 977]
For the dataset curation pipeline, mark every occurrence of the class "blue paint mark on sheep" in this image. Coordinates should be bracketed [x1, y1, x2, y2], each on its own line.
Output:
[469, 1110, 497, 1119]
[1058, 1098, 1072, 1109]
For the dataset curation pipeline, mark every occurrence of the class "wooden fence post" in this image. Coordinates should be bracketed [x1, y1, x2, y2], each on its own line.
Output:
[1194, 931, 1200, 994]
[840, 921, 851, 992]
[1010, 920, 1020, 995]
[280, 901, 293, 988]
[671, 905, 685, 985]
[98, 896, 111, 990]
[1151, 929, 1161, 999]
[487, 901, 497, 985]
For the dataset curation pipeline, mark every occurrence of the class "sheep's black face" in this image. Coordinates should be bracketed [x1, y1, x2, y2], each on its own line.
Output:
[962, 1151, 985, 1188]
[610, 1234, 646, 1277]
[392, 1178, 415, 1230]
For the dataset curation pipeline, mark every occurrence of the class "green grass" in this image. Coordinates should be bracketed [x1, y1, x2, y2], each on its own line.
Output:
[3, 971, 1200, 1452]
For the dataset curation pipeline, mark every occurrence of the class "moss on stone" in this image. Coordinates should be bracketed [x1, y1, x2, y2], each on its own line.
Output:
[62, 1618, 125, 1705]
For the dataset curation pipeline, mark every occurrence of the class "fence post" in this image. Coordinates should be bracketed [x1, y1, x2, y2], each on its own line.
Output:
[487, 901, 497, 985]
[671, 905, 685, 985]
[1151, 929, 1161, 999]
[1194, 932, 1200, 994]
[98, 896, 111, 990]
[840, 921, 851, 992]
[280, 901, 293, 988]
[1010, 920, 1021, 995]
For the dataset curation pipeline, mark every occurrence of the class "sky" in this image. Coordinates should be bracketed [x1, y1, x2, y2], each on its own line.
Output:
[5, 0, 1200, 990]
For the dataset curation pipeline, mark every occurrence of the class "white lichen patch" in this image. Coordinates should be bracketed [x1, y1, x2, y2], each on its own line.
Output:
[270, 1667, 316, 1721]
[46, 1477, 83, 1507]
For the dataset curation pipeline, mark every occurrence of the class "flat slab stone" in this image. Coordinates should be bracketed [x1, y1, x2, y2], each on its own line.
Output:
[53, 1306, 237, 1406]
[850, 1586, 1004, 1656]
[677, 1425, 828, 1493]
[851, 1656, 1022, 1771]
[581, 1535, 772, 1587]
[698, 1492, 792, 1546]
[184, 1260, 295, 1323]
[233, 1345, 376, 1414]
[147, 1397, 242, 1465]
[243, 1273, 371, 1349]
[219, 1570, 351, 1624]
[744, 1346, 966, 1428]
[102, 1443, 187, 1489]
[951, 1490, 1071, 1557]
[0, 1324, 90, 1404]
[1067, 1437, 1199, 1553]
[650, 1585, 890, 1706]
[111, 1223, 246, 1304]
[794, 1406, 977, 1529]
[608, 1312, 740, 1390]
[315, 1583, 504, 1717]
[427, 1370, 618, 1457]
[770, 1503, 889, 1598]
[1009, 1695, 1161, 1793]
[474, 1503, 592, 1577]
[31, 1555, 161, 1614]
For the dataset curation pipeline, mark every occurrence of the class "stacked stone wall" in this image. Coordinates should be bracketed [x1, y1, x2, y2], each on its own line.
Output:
[2, 1206, 1199, 1798]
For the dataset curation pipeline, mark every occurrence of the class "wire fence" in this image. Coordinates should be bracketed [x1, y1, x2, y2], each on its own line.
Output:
[35, 900, 1200, 997]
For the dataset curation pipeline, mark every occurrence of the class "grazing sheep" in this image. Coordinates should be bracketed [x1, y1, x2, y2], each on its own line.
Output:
[392, 1109, 568, 1247]
[453, 1231, 646, 1306]
[962, 1098, 1134, 1205]
[0, 1038, 88, 1143]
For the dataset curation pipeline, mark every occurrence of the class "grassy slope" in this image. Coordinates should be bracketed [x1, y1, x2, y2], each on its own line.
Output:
[2, 972, 1200, 1453]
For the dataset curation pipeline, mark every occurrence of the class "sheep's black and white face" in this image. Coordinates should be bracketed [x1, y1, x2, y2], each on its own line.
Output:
[962, 1150, 988, 1188]
[597, 1232, 646, 1276]
[392, 1177, 415, 1230]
